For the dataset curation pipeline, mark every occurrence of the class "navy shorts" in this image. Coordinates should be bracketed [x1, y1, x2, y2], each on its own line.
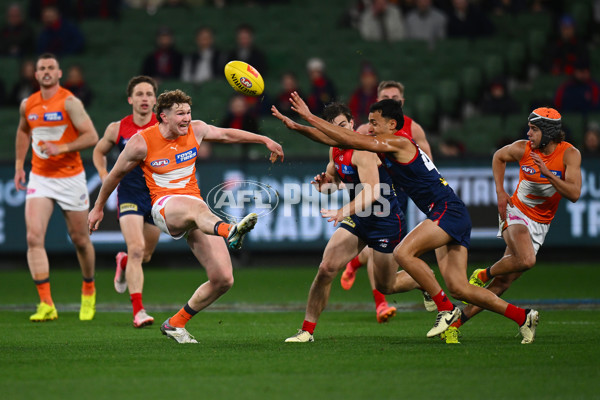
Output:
[339, 212, 406, 254]
[428, 199, 471, 249]
[117, 184, 154, 225]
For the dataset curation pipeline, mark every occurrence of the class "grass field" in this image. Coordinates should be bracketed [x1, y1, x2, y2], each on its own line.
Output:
[1, 262, 599, 400]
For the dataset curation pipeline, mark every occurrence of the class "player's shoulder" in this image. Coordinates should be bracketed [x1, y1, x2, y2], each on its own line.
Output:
[190, 119, 209, 134]
[104, 120, 121, 136]
[563, 142, 581, 161]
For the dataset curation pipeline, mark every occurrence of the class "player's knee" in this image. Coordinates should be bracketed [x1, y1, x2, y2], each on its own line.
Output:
[213, 275, 234, 294]
[518, 254, 536, 270]
[69, 231, 91, 249]
[318, 259, 341, 278]
[446, 281, 468, 301]
[375, 281, 394, 295]
[393, 246, 410, 268]
[26, 231, 44, 248]
[126, 244, 145, 262]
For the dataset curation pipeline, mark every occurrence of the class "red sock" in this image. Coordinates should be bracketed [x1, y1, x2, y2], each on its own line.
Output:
[302, 320, 316, 334]
[35, 281, 53, 306]
[372, 289, 387, 308]
[432, 290, 454, 312]
[504, 304, 527, 326]
[347, 256, 362, 271]
[169, 307, 194, 328]
[130, 292, 143, 316]
[450, 320, 462, 328]
[82, 280, 95, 296]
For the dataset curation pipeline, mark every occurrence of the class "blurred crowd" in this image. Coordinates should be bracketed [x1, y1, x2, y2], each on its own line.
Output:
[1, 0, 600, 158]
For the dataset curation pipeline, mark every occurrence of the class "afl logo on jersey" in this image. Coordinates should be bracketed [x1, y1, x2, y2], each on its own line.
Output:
[27, 114, 39, 121]
[150, 158, 170, 167]
[521, 165, 536, 175]
[239, 77, 253, 88]
[43, 111, 63, 121]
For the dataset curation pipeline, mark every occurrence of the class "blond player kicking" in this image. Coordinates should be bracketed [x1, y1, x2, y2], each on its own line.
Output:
[89, 89, 283, 343]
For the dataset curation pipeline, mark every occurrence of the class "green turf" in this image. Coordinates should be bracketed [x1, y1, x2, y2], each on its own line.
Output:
[0, 263, 599, 399]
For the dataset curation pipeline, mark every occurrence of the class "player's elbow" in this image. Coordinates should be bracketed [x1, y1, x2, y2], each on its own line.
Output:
[568, 189, 581, 203]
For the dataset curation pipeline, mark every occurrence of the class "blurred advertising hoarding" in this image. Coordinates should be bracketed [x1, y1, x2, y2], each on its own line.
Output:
[0, 159, 598, 253]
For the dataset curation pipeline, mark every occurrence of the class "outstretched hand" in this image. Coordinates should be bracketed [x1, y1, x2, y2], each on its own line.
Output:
[289, 91, 313, 121]
[321, 208, 344, 226]
[271, 105, 304, 135]
[311, 172, 336, 193]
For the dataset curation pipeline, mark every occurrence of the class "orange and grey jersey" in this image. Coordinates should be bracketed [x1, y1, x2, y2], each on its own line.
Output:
[138, 124, 201, 205]
[511, 141, 573, 224]
[24, 87, 84, 178]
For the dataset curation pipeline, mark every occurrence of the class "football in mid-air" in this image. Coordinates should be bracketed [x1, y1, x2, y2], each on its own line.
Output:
[224, 61, 264, 96]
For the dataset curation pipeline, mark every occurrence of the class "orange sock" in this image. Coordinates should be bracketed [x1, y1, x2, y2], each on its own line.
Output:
[450, 320, 462, 328]
[34, 280, 53, 306]
[169, 304, 198, 328]
[478, 269, 489, 283]
[82, 279, 95, 296]
[214, 221, 232, 238]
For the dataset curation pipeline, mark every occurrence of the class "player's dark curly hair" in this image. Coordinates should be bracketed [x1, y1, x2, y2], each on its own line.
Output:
[369, 99, 404, 131]
[155, 89, 192, 123]
[126, 76, 158, 97]
[322, 102, 353, 123]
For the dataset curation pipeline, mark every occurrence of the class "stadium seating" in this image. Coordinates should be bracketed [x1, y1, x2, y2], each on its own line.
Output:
[0, 0, 596, 160]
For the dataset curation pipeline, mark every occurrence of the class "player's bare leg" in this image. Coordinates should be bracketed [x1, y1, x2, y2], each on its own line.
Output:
[305, 230, 363, 322]
[286, 229, 363, 342]
[393, 220, 452, 308]
[492, 225, 536, 277]
[161, 230, 233, 344]
[25, 198, 57, 321]
[186, 231, 234, 310]
[64, 209, 96, 320]
[119, 214, 161, 327]
[372, 251, 423, 295]
[25, 198, 54, 281]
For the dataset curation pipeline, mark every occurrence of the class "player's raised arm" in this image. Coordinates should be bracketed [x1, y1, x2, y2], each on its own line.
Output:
[192, 120, 284, 163]
[272, 105, 340, 147]
[92, 121, 120, 182]
[289, 92, 400, 154]
[88, 134, 147, 232]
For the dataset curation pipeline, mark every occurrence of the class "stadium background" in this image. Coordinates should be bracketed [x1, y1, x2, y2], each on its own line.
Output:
[0, 0, 598, 264]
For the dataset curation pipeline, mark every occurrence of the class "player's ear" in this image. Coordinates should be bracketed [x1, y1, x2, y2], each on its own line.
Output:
[127, 97, 133, 105]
